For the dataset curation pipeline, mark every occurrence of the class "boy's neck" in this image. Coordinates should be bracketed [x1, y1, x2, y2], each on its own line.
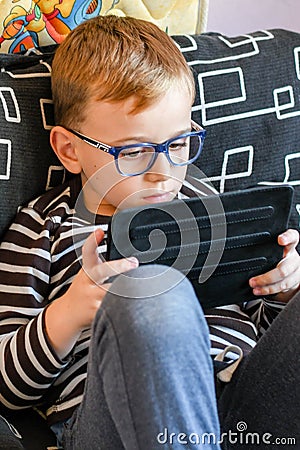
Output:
[82, 190, 115, 217]
[79, 171, 116, 217]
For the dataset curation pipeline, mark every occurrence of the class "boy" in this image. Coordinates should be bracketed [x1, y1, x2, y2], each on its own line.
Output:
[0, 15, 299, 449]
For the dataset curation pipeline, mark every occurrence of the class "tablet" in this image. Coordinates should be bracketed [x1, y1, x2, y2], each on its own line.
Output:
[107, 186, 294, 308]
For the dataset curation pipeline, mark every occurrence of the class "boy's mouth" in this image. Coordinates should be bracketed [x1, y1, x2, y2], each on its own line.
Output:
[142, 192, 173, 204]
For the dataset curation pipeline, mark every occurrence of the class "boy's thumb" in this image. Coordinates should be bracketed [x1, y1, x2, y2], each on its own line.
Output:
[82, 229, 105, 271]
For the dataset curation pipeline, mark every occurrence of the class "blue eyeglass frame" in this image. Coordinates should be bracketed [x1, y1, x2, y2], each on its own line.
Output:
[66, 120, 206, 176]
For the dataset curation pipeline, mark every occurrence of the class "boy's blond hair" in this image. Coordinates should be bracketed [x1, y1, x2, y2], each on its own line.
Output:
[51, 15, 195, 128]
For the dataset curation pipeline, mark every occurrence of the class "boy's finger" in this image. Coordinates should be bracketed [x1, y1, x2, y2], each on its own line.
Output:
[251, 229, 300, 289]
[88, 257, 139, 285]
[249, 255, 300, 292]
[252, 269, 300, 296]
[82, 229, 105, 271]
[249, 252, 299, 287]
[278, 229, 299, 257]
[82, 230, 139, 284]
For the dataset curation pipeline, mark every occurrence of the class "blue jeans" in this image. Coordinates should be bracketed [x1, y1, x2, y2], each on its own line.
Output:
[62, 265, 221, 449]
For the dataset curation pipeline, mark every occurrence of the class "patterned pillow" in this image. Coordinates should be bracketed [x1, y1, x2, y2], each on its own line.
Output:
[0, 0, 206, 53]
[0, 46, 63, 237]
[173, 28, 300, 231]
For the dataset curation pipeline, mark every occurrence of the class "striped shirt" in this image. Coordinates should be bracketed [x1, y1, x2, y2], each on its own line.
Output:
[0, 175, 285, 425]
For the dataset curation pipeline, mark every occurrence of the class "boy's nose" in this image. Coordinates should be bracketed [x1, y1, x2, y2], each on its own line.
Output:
[144, 154, 171, 181]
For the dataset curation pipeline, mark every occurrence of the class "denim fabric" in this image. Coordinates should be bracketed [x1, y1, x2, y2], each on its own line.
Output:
[51, 418, 72, 449]
[62, 265, 221, 449]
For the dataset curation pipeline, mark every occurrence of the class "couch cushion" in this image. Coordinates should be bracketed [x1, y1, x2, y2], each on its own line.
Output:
[0, 46, 64, 238]
[173, 28, 300, 231]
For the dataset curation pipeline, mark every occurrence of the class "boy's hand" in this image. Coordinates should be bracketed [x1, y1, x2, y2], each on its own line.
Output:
[45, 229, 139, 359]
[249, 229, 300, 303]
[66, 228, 139, 329]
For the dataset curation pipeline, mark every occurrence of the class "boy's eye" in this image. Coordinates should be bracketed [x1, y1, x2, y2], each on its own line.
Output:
[169, 140, 188, 152]
[119, 146, 153, 159]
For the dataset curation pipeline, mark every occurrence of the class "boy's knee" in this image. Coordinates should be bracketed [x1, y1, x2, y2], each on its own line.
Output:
[105, 264, 193, 301]
[97, 264, 209, 343]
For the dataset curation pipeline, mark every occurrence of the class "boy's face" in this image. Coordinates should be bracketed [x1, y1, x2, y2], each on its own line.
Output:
[73, 85, 193, 216]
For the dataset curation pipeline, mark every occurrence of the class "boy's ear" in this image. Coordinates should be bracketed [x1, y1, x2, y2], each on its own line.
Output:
[50, 126, 82, 174]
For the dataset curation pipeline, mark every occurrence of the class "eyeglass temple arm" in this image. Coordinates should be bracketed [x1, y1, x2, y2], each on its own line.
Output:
[191, 120, 204, 132]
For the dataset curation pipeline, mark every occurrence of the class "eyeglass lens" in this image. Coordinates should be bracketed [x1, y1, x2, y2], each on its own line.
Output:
[117, 134, 202, 176]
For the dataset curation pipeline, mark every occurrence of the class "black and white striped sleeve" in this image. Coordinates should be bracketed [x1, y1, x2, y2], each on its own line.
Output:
[0, 204, 69, 410]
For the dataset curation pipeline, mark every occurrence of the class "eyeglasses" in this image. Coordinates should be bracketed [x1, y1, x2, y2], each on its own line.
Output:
[67, 120, 206, 177]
